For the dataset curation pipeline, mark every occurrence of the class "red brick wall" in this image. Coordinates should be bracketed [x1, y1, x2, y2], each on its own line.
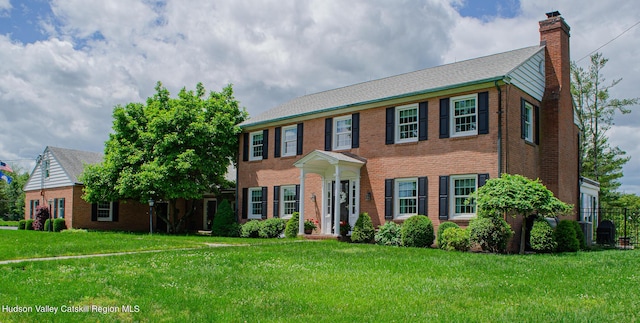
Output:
[238, 87, 500, 231]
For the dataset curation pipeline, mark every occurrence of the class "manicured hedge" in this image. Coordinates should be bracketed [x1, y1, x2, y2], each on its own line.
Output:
[18, 220, 26, 230]
[25, 220, 34, 230]
[375, 222, 402, 246]
[351, 213, 375, 244]
[401, 215, 434, 248]
[53, 218, 67, 232]
[437, 222, 460, 249]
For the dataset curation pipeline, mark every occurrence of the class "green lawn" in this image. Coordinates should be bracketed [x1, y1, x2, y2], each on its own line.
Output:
[1, 230, 638, 322]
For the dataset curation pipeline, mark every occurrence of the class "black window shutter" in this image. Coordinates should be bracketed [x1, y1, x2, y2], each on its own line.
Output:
[439, 98, 450, 138]
[478, 173, 490, 187]
[274, 127, 281, 158]
[384, 179, 394, 220]
[351, 113, 360, 148]
[262, 129, 269, 159]
[242, 188, 248, 219]
[296, 123, 304, 155]
[273, 186, 280, 218]
[534, 106, 540, 145]
[385, 107, 395, 145]
[295, 184, 301, 212]
[478, 92, 489, 134]
[261, 187, 268, 219]
[439, 176, 449, 220]
[418, 176, 427, 215]
[242, 133, 249, 162]
[91, 203, 98, 221]
[419, 102, 428, 141]
[112, 202, 119, 222]
[520, 99, 526, 139]
[324, 118, 333, 151]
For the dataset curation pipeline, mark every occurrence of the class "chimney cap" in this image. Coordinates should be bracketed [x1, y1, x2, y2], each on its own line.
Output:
[546, 11, 561, 18]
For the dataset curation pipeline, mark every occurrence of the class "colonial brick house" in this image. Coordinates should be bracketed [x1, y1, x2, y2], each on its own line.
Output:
[237, 12, 580, 247]
[24, 146, 233, 232]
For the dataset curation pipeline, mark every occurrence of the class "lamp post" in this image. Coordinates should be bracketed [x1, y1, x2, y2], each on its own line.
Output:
[148, 199, 154, 235]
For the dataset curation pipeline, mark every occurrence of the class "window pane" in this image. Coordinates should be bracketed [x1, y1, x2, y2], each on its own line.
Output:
[251, 189, 262, 215]
[283, 128, 297, 155]
[252, 133, 263, 157]
[454, 177, 476, 214]
[398, 107, 418, 140]
[453, 98, 477, 133]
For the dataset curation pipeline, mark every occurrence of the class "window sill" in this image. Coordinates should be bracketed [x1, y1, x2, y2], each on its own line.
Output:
[394, 140, 419, 146]
[449, 134, 479, 140]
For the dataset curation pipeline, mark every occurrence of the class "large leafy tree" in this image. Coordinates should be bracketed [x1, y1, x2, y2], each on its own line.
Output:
[0, 166, 29, 220]
[81, 82, 247, 233]
[474, 173, 572, 253]
[571, 53, 638, 206]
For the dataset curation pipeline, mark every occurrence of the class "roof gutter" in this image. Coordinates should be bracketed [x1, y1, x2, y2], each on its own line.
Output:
[241, 76, 506, 130]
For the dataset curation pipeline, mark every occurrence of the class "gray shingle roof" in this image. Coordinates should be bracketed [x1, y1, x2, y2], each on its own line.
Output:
[242, 45, 543, 127]
[48, 146, 103, 184]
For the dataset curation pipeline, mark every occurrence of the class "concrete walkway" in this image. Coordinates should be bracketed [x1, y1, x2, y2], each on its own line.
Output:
[0, 243, 247, 265]
[0, 226, 18, 230]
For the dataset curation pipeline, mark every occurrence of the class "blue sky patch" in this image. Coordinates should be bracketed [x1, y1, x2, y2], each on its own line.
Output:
[456, 0, 520, 21]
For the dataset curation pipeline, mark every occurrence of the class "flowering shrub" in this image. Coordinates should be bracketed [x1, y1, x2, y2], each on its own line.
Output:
[33, 205, 50, 231]
[304, 219, 318, 231]
[340, 221, 351, 236]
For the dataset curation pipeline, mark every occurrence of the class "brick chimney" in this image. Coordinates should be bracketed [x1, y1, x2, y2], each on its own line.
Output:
[538, 12, 579, 208]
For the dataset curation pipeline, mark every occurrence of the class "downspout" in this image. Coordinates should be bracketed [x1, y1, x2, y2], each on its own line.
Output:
[495, 80, 503, 176]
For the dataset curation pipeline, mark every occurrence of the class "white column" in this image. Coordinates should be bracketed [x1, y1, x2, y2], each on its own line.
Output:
[333, 165, 341, 236]
[355, 175, 361, 222]
[298, 169, 306, 236]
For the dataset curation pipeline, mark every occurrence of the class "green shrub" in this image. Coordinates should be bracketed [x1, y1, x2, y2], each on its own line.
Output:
[241, 220, 262, 238]
[18, 220, 26, 230]
[437, 222, 460, 249]
[530, 219, 556, 253]
[469, 217, 513, 253]
[401, 215, 434, 248]
[555, 220, 579, 252]
[44, 219, 52, 232]
[440, 227, 470, 252]
[572, 220, 587, 250]
[211, 200, 241, 237]
[259, 218, 286, 238]
[285, 212, 300, 238]
[375, 222, 402, 246]
[25, 220, 34, 230]
[53, 218, 67, 232]
[351, 213, 375, 243]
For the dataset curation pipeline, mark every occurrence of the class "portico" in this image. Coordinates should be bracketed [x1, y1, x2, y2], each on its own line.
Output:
[293, 150, 365, 236]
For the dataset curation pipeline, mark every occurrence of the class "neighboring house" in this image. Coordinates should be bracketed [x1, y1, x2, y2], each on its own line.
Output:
[579, 177, 600, 245]
[24, 146, 234, 232]
[237, 12, 580, 249]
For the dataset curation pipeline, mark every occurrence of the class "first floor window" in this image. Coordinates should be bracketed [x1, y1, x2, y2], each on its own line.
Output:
[396, 178, 418, 218]
[249, 188, 263, 219]
[451, 94, 477, 136]
[29, 200, 39, 219]
[56, 198, 65, 219]
[250, 131, 264, 161]
[451, 175, 477, 218]
[396, 104, 418, 142]
[281, 185, 297, 218]
[97, 202, 113, 221]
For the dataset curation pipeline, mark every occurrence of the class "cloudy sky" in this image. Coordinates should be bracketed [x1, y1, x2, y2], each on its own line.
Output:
[1, 0, 639, 193]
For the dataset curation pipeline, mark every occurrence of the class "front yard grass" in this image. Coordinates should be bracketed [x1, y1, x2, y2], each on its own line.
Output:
[0, 230, 638, 322]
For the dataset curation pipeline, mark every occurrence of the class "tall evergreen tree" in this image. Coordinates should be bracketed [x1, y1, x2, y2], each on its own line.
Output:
[571, 53, 638, 206]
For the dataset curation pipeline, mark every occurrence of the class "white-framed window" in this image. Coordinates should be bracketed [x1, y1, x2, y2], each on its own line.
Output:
[395, 178, 418, 219]
[282, 125, 297, 157]
[523, 101, 533, 142]
[396, 104, 419, 143]
[248, 187, 263, 219]
[333, 115, 352, 150]
[451, 94, 478, 137]
[57, 198, 65, 219]
[280, 185, 297, 218]
[249, 131, 264, 161]
[97, 202, 113, 221]
[43, 159, 51, 178]
[450, 175, 477, 219]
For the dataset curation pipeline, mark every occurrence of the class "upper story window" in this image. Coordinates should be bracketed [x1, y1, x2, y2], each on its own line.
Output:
[249, 131, 264, 161]
[451, 94, 478, 137]
[333, 116, 352, 150]
[450, 175, 477, 219]
[395, 178, 418, 218]
[523, 101, 533, 142]
[248, 187, 263, 219]
[43, 159, 51, 178]
[282, 125, 297, 157]
[396, 104, 418, 143]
